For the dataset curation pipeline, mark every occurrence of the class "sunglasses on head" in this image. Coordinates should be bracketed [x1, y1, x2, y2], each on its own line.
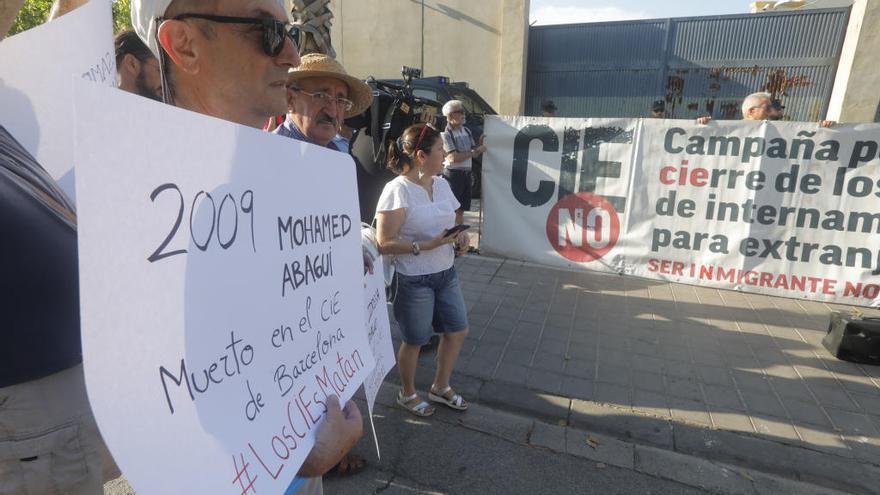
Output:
[414, 124, 434, 152]
[171, 13, 300, 57]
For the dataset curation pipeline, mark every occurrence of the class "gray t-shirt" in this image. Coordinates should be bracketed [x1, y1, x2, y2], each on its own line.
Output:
[441, 125, 475, 171]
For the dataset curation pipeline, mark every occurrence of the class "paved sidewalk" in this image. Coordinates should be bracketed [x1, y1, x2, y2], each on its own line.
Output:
[393, 252, 880, 493]
[325, 386, 849, 495]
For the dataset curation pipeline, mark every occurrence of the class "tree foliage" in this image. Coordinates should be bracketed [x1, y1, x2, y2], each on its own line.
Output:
[7, 0, 132, 37]
[8, 0, 53, 36]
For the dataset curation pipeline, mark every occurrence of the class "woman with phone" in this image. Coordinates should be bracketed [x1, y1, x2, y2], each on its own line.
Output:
[375, 124, 471, 417]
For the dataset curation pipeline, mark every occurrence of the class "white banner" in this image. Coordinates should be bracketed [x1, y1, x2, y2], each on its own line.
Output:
[74, 82, 375, 494]
[0, 0, 115, 201]
[483, 116, 880, 307]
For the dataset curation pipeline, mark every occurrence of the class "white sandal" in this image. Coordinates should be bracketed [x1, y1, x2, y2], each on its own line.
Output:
[428, 385, 469, 411]
[397, 391, 435, 417]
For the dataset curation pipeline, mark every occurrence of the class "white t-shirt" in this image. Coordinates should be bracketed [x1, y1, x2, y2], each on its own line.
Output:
[375, 175, 460, 276]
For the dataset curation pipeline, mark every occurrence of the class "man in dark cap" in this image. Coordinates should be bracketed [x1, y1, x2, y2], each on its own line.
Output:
[650, 100, 666, 118]
[769, 99, 785, 121]
[542, 99, 557, 117]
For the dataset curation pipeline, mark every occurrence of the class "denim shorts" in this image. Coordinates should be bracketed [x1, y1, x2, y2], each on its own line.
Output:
[394, 267, 469, 345]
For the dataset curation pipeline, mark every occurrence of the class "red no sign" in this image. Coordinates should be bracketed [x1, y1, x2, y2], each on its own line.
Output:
[546, 193, 620, 262]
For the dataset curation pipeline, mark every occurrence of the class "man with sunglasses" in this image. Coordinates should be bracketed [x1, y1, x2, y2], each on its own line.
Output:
[131, 1, 362, 493]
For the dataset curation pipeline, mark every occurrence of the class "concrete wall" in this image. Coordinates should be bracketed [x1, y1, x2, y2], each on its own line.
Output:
[827, 0, 880, 122]
[327, 0, 529, 115]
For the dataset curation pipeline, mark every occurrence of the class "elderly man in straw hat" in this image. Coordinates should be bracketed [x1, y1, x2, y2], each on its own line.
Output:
[275, 52, 372, 149]
[275, 52, 373, 479]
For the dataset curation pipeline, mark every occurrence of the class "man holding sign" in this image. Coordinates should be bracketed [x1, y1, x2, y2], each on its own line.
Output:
[130, 0, 363, 491]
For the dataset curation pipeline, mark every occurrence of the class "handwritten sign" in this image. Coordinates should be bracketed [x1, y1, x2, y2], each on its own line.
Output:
[0, 0, 115, 202]
[361, 258, 395, 457]
[73, 82, 375, 494]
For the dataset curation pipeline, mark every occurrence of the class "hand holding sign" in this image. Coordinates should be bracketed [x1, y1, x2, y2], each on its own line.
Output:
[299, 395, 363, 476]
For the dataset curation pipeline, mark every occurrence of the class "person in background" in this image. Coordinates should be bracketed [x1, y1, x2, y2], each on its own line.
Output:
[275, 53, 370, 151]
[440, 99, 485, 225]
[698, 92, 834, 127]
[273, 52, 374, 478]
[376, 124, 471, 418]
[541, 99, 557, 117]
[114, 29, 161, 101]
[768, 99, 785, 121]
[332, 122, 354, 153]
[650, 99, 665, 118]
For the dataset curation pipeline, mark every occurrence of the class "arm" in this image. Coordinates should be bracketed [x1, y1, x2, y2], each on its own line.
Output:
[0, 0, 26, 40]
[376, 208, 456, 255]
[47, 0, 88, 20]
[446, 146, 486, 164]
[444, 131, 486, 165]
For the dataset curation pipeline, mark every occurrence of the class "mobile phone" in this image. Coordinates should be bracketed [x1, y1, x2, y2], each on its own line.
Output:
[443, 224, 471, 238]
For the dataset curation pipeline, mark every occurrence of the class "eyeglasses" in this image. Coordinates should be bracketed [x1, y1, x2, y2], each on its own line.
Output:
[290, 88, 354, 112]
[171, 13, 300, 57]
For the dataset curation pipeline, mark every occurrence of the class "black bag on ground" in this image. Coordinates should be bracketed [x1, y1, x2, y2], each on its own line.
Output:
[822, 312, 880, 364]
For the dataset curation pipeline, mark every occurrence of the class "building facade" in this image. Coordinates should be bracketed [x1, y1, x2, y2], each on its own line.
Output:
[326, 0, 530, 116]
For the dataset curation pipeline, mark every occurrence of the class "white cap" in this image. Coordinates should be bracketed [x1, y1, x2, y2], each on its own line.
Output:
[131, 0, 174, 59]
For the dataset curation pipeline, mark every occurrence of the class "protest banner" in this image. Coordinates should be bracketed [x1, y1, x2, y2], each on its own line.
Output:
[74, 82, 375, 494]
[361, 260, 395, 458]
[483, 116, 880, 307]
[0, 0, 115, 201]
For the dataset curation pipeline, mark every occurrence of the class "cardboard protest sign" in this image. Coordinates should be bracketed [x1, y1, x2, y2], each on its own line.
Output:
[74, 82, 375, 494]
[483, 116, 880, 307]
[362, 261, 395, 457]
[0, 0, 115, 201]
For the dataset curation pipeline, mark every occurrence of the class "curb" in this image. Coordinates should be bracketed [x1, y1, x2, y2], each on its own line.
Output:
[372, 382, 855, 495]
[385, 367, 880, 495]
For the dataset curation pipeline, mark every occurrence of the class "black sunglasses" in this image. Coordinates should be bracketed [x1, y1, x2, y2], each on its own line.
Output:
[172, 13, 300, 57]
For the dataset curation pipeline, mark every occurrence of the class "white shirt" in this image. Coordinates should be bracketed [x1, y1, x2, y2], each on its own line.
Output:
[376, 176, 460, 276]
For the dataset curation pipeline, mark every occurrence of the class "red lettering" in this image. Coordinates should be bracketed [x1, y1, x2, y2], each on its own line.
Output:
[248, 443, 283, 480]
[691, 167, 708, 186]
[298, 386, 320, 425]
[671, 262, 685, 276]
[659, 167, 676, 185]
[286, 401, 307, 440]
[822, 279, 837, 296]
[658, 163, 710, 187]
[648, 259, 661, 272]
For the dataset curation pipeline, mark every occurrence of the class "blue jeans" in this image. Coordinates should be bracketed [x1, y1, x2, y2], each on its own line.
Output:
[394, 267, 469, 346]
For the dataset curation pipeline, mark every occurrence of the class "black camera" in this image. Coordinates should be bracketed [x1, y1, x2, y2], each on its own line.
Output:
[346, 67, 441, 223]
[401, 66, 422, 85]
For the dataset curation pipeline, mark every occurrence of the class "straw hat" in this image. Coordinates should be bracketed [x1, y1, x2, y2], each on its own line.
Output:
[287, 53, 373, 118]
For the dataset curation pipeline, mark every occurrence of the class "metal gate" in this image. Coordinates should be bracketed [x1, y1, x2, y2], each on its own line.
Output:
[525, 8, 851, 121]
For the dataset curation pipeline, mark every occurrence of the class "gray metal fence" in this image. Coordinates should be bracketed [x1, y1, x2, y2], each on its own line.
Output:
[525, 8, 850, 121]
